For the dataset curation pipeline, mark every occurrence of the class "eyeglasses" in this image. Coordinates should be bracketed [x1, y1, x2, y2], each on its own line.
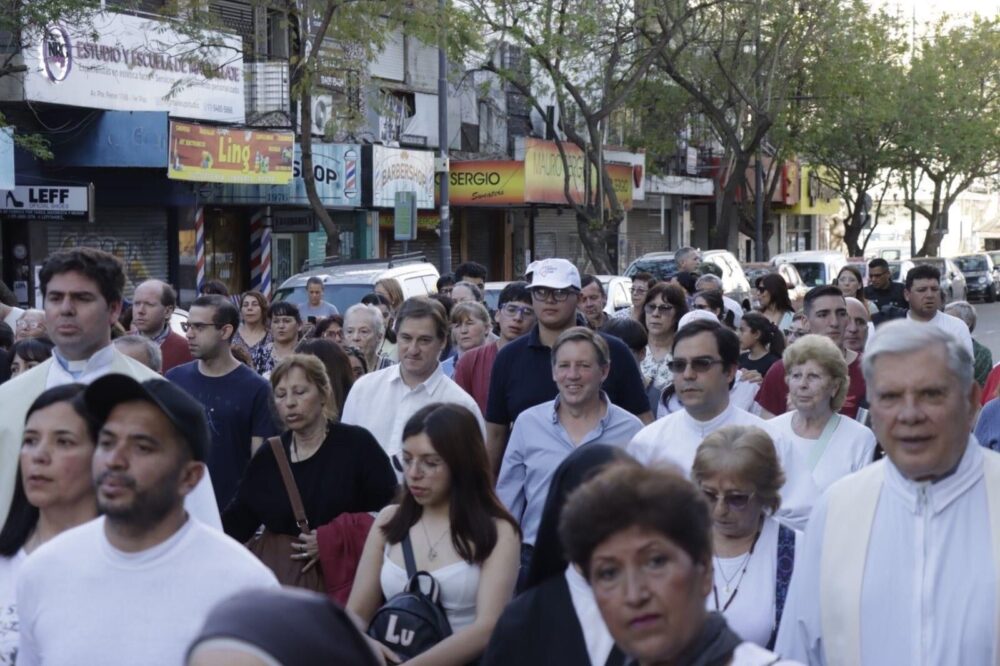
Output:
[630, 286, 648, 295]
[701, 488, 755, 511]
[644, 303, 674, 316]
[666, 357, 724, 374]
[501, 304, 535, 318]
[531, 287, 576, 303]
[180, 321, 221, 333]
[15, 320, 44, 331]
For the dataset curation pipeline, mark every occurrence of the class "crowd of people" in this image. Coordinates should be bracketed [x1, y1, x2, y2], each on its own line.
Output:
[0, 246, 996, 665]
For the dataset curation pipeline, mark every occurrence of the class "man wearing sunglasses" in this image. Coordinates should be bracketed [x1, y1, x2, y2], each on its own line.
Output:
[454, 281, 535, 414]
[485, 258, 652, 475]
[167, 294, 279, 509]
[627, 318, 808, 528]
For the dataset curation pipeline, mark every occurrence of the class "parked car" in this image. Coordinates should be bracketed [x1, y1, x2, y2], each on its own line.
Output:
[625, 250, 751, 307]
[846, 257, 870, 285]
[770, 250, 848, 289]
[272, 254, 440, 315]
[169, 308, 189, 337]
[743, 262, 809, 311]
[887, 259, 914, 284]
[953, 254, 998, 303]
[483, 281, 510, 312]
[598, 275, 633, 315]
[911, 257, 966, 304]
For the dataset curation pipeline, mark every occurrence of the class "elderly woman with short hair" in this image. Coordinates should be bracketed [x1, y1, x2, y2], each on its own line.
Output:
[559, 465, 794, 665]
[769, 335, 876, 505]
[945, 300, 992, 387]
[343, 303, 392, 374]
[692, 425, 796, 650]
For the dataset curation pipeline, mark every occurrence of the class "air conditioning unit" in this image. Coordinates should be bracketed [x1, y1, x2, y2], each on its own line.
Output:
[311, 95, 334, 135]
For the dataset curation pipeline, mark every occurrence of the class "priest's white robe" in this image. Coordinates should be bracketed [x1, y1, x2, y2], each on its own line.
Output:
[775, 437, 1000, 665]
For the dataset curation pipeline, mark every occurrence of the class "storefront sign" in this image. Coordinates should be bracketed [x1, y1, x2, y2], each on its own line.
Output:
[272, 209, 316, 233]
[368, 145, 434, 209]
[0, 129, 13, 190]
[0, 185, 92, 220]
[441, 161, 525, 206]
[168, 120, 293, 185]
[207, 143, 361, 206]
[521, 138, 633, 210]
[16, 12, 245, 123]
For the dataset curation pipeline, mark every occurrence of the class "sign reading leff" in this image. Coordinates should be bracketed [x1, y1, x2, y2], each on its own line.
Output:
[168, 121, 293, 185]
[0, 185, 91, 220]
[522, 138, 633, 210]
[18, 11, 245, 123]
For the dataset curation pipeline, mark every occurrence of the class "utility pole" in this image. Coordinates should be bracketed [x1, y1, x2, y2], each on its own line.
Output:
[909, 0, 917, 257]
[437, 0, 452, 272]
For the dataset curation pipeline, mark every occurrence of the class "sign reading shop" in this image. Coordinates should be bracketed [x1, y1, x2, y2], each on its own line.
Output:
[15, 11, 245, 123]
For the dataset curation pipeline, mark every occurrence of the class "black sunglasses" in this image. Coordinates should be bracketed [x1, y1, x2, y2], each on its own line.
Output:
[666, 357, 724, 374]
[701, 488, 755, 511]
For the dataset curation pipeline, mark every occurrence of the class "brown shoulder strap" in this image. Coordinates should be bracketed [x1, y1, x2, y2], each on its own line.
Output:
[268, 436, 310, 532]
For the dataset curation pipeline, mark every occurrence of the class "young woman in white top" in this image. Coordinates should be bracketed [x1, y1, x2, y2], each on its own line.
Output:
[348, 403, 520, 665]
[692, 425, 797, 650]
[0, 384, 99, 665]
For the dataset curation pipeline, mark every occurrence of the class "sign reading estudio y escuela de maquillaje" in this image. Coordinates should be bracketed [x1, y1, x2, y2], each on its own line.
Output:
[0, 186, 91, 220]
[17, 11, 245, 123]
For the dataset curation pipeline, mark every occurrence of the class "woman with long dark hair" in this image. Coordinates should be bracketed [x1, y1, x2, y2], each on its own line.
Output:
[754, 273, 795, 330]
[348, 403, 520, 665]
[738, 312, 786, 377]
[0, 385, 99, 662]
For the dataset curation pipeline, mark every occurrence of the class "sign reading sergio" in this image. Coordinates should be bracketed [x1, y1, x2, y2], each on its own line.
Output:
[17, 11, 245, 123]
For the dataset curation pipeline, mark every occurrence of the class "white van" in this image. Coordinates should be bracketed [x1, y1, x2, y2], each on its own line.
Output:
[770, 250, 847, 289]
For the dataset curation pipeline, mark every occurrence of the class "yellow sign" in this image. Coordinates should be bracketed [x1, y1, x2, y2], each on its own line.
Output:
[168, 121, 294, 185]
[779, 165, 841, 215]
[522, 139, 633, 210]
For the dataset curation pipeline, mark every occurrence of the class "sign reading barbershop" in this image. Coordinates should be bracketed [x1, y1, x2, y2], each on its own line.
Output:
[16, 11, 245, 123]
[369, 146, 435, 210]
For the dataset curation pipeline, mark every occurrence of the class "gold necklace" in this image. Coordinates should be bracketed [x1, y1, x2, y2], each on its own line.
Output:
[419, 519, 450, 561]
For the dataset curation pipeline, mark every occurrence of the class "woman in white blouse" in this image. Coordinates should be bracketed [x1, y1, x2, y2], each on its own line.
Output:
[692, 425, 797, 650]
[769, 334, 876, 502]
[0, 384, 99, 664]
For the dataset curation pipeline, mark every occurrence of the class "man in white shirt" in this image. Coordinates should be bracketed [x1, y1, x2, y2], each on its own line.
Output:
[777, 320, 1000, 665]
[628, 319, 811, 529]
[15, 375, 278, 666]
[342, 297, 484, 463]
[904, 263, 974, 358]
[0, 248, 219, 528]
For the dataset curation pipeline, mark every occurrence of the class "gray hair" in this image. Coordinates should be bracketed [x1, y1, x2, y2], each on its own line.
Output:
[676, 246, 699, 263]
[695, 274, 723, 292]
[944, 300, 976, 333]
[344, 303, 385, 340]
[862, 319, 973, 390]
[452, 281, 484, 303]
[113, 335, 162, 373]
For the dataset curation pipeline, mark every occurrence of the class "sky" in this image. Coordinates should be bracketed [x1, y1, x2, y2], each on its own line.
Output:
[877, 0, 999, 24]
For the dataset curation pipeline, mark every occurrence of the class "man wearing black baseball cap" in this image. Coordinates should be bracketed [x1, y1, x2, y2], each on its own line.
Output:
[15, 376, 278, 666]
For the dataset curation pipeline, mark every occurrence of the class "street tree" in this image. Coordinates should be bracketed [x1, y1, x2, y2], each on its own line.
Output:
[793, 2, 908, 257]
[895, 15, 1000, 257]
[645, 0, 840, 252]
[467, 0, 720, 272]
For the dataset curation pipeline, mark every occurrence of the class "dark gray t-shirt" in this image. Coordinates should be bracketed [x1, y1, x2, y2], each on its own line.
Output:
[299, 301, 339, 320]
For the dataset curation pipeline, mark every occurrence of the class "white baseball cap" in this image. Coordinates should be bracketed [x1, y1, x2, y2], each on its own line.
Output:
[528, 258, 581, 290]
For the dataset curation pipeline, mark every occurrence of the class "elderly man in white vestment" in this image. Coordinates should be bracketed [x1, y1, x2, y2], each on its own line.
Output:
[775, 320, 1000, 665]
[0, 248, 219, 528]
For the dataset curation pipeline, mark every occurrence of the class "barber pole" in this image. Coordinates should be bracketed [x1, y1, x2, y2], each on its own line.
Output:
[195, 207, 206, 294]
[249, 208, 272, 298]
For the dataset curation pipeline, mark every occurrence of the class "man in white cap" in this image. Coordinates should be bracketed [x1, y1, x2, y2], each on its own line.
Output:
[485, 258, 652, 475]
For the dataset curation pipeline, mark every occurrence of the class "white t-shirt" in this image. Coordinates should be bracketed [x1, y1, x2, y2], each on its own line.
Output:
[0, 550, 25, 665]
[767, 412, 876, 494]
[16, 517, 278, 666]
[707, 517, 790, 649]
[907, 310, 974, 359]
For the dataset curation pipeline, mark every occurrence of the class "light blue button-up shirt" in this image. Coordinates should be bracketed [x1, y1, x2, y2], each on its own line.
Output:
[496, 392, 643, 545]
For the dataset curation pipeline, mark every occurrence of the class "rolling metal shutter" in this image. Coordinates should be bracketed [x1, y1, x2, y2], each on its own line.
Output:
[46, 207, 169, 301]
[533, 208, 591, 269]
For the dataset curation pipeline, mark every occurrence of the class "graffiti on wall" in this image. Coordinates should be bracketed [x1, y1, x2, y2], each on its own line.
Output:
[54, 230, 160, 298]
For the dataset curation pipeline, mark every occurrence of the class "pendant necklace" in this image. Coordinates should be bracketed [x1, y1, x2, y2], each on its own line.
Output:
[420, 519, 450, 561]
[713, 527, 762, 612]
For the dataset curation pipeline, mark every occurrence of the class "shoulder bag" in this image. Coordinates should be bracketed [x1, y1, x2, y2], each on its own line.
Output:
[367, 534, 453, 660]
[246, 436, 325, 593]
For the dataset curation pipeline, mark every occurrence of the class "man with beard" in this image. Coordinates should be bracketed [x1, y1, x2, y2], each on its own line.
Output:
[15, 376, 277, 666]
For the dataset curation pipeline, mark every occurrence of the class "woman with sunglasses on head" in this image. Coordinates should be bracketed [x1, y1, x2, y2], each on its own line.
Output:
[692, 425, 796, 650]
[638, 283, 689, 400]
[0, 385, 99, 663]
[348, 403, 520, 666]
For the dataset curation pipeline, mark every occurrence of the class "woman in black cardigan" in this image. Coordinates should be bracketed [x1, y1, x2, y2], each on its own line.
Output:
[481, 445, 634, 666]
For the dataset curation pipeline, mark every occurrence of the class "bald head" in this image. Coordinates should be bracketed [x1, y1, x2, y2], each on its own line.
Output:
[843, 297, 870, 353]
[132, 280, 176, 337]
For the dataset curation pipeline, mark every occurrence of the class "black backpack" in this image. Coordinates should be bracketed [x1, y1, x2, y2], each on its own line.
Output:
[368, 534, 453, 659]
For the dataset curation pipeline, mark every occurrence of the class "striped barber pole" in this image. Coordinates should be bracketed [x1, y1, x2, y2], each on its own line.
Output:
[249, 208, 272, 297]
[195, 207, 206, 294]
